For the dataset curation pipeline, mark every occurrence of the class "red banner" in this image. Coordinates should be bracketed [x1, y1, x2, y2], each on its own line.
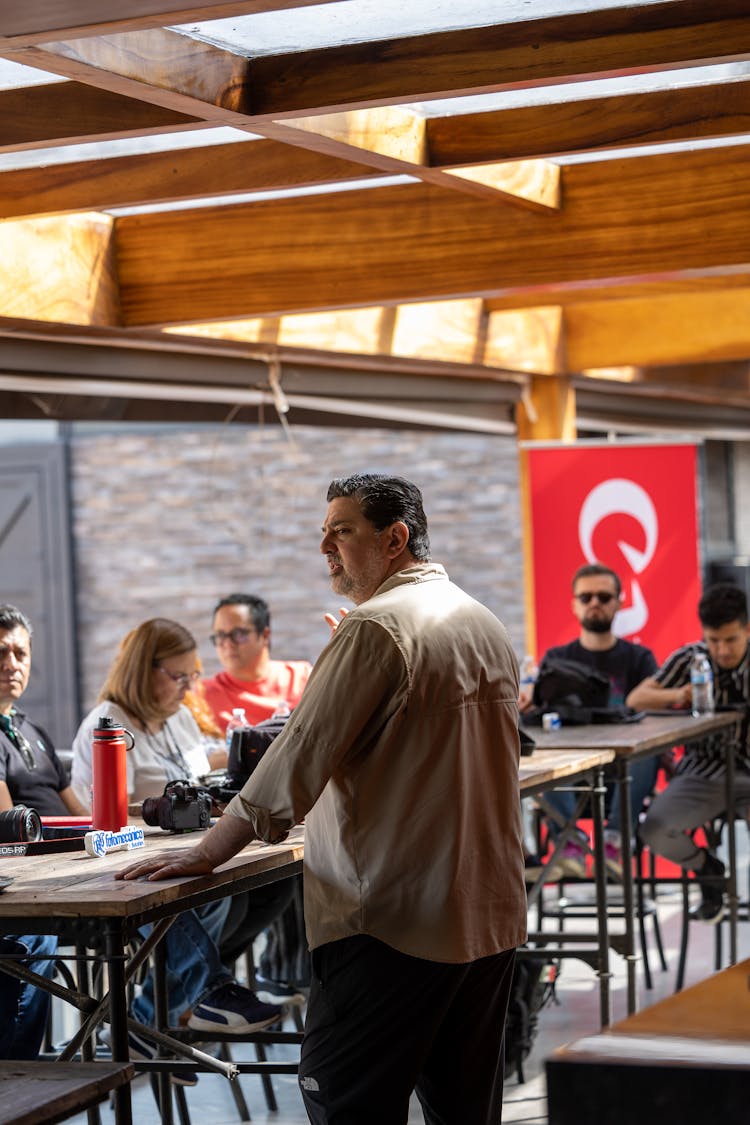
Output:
[524, 441, 702, 663]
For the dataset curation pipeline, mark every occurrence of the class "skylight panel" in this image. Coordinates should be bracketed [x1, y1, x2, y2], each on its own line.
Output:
[104, 175, 416, 216]
[0, 128, 253, 173]
[408, 62, 750, 117]
[0, 59, 65, 90]
[174, 0, 668, 56]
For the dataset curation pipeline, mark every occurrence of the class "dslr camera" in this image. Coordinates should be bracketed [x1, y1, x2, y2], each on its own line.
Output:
[141, 780, 212, 833]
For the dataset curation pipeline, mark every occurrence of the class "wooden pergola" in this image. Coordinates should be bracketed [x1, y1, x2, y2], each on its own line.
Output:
[2, 1, 750, 440]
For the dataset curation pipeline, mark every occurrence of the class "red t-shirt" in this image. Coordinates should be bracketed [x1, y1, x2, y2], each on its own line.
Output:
[201, 661, 312, 732]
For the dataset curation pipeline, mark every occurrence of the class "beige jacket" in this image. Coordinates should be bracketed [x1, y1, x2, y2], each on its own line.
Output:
[226, 563, 527, 962]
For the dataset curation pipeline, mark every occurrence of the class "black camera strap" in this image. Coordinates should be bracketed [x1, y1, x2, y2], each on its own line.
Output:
[0, 712, 37, 771]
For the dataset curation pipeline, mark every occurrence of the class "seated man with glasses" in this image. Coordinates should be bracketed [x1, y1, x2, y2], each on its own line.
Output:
[0, 604, 87, 1058]
[201, 593, 312, 734]
[200, 595, 313, 1003]
[520, 564, 658, 880]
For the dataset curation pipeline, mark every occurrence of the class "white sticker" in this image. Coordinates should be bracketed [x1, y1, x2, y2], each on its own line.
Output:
[84, 826, 146, 858]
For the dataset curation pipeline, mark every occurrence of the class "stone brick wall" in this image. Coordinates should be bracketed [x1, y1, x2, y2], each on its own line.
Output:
[69, 424, 525, 712]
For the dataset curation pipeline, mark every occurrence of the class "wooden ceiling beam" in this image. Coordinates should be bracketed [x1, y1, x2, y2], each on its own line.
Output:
[484, 272, 750, 312]
[165, 299, 489, 367]
[110, 143, 750, 325]
[565, 289, 750, 370]
[9, 29, 252, 122]
[245, 1, 750, 118]
[426, 77, 750, 166]
[0, 80, 198, 151]
[0, 2, 334, 45]
[13, 34, 561, 210]
[8, 3, 750, 125]
[0, 213, 120, 326]
[166, 286, 750, 376]
[266, 114, 561, 210]
[0, 139, 380, 220]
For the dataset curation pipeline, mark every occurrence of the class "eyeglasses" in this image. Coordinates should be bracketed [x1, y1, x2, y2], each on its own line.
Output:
[209, 628, 254, 646]
[154, 665, 201, 688]
[575, 591, 617, 605]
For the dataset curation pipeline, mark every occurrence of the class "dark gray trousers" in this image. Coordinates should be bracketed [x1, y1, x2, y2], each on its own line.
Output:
[299, 933, 516, 1125]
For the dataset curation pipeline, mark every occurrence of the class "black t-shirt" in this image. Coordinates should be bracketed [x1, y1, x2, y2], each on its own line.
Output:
[542, 638, 657, 708]
[0, 708, 69, 816]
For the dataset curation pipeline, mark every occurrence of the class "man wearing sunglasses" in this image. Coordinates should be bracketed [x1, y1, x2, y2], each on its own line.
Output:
[522, 564, 658, 879]
[201, 593, 312, 735]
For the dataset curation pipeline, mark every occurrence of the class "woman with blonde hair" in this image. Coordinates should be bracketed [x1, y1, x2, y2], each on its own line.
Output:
[71, 618, 281, 1081]
[72, 617, 224, 806]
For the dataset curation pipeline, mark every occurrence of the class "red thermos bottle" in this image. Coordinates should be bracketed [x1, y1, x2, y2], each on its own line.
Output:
[91, 716, 135, 831]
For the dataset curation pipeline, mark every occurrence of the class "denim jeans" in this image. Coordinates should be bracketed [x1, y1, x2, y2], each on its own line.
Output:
[545, 757, 660, 838]
[132, 898, 233, 1028]
[0, 934, 58, 1059]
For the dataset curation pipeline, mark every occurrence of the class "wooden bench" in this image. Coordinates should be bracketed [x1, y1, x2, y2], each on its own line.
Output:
[0, 1061, 134, 1125]
[546, 958, 750, 1125]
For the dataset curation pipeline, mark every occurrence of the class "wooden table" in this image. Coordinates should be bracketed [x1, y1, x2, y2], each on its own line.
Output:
[526, 710, 742, 1012]
[0, 1061, 134, 1125]
[546, 958, 750, 1124]
[0, 822, 304, 1125]
[520, 747, 616, 1026]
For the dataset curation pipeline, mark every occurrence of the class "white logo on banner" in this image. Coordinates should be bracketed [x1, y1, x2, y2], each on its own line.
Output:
[578, 478, 658, 637]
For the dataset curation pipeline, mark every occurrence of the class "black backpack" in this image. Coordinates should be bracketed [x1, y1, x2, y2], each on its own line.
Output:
[226, 713, 288, 787]
[524, 656, 637, 725]
[533, 656, 609, 711]
[503, 954, 556, 1083]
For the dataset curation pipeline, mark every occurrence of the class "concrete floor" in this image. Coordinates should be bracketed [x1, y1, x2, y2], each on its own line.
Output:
[60, 843, 750, 1125]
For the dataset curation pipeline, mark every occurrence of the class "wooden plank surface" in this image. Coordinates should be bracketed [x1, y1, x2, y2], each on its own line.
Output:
[0, 1061, 133, 1125]
[548, 959, 750, 1124]
[0, 140, 378, 220]
[426, 79, 750, 165]
[0, 822, 304, 920]
[110, 144, 750, 324]
[606, 957, 750, 1042]
[519, 747, 615, 793]
[526, 711, 741, 757]
[246, 2, 750, 118]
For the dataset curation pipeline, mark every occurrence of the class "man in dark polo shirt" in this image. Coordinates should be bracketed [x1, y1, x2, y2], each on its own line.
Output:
[0, 604, 86, 1058]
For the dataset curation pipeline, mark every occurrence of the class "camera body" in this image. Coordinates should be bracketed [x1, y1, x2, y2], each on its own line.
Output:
[141, 780, 212, 833]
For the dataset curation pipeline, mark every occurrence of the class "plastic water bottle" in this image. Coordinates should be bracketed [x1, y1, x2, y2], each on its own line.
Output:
[225, 707, 248, 751]
[690, 653, 714, 717]
[520, 654, 538, 696]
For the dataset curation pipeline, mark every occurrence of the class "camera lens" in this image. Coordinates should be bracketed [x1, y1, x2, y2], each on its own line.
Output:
[141, 797, 160, 826]
[0, 805, 42, 843]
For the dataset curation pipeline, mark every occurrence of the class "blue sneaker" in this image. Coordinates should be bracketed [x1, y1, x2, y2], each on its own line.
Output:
[187, 983, 282, 1034]
[254, 975, 307, 1007]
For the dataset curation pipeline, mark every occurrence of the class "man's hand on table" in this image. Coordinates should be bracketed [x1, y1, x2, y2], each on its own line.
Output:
[116, 848, 214, 881]
[116, 810, 258, 881]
